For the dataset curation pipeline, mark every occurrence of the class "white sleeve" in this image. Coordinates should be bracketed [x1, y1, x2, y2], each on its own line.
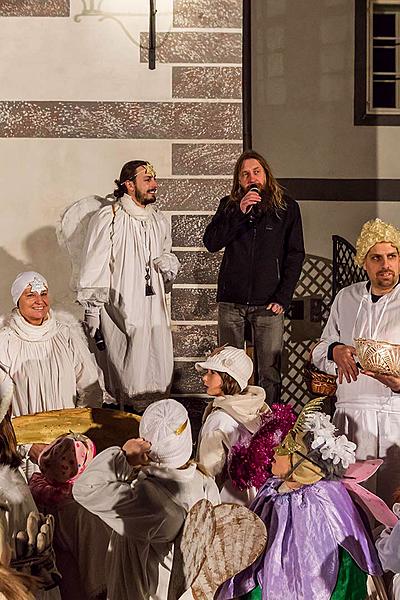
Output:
[73, 448, 184, 542]
[197, 412, 236, 479]
[312, 293, 343, 376]
[77, 208, 113, 306]
[68, 325, 103, 407]
[153, 213, 180, 282]
[376, 523, 400, 573]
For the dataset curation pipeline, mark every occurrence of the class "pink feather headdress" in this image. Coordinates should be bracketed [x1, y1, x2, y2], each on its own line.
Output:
[228, 403, 296, 491]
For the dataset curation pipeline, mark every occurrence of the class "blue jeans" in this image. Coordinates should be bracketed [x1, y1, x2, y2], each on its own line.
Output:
[218, 302, 284, 405]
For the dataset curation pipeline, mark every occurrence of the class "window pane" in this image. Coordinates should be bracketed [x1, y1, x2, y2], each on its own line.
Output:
[373, 81, 396, 107]
[374, 38, 396, 46]
[373, 13, 396, 37]
[373, 46, 396, 71]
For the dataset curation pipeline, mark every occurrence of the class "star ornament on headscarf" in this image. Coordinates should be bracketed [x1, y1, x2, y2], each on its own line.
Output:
[29, 276, 47, 294]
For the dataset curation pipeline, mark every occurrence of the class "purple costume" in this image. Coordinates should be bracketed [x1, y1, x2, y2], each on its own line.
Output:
[217, 477, 382, 600]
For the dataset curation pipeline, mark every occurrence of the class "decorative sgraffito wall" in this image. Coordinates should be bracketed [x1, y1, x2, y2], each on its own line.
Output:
[0, 0, 242, 406]
[0, 0, 337, 414]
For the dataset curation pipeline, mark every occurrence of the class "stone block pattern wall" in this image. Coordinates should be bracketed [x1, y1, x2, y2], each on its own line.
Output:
[160, 1, 243, 398]
[0, 0, 242, 405]
[1, 1, 332, 416]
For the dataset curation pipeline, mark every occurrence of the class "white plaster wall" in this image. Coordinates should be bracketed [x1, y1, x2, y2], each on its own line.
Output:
[299, 201, 400, 258]
[251, 0, 400, 179]
[0, 0, 174, 312]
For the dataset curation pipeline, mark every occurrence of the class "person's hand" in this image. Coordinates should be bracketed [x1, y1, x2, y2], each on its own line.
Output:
[84, 309, 100, 338]
[266, 302, 284, 315]
[122, 438, 151, 467]
[239, 189, 261, 215]
[361, 370, 400, 392]
[28, 443, 48, 465]
[332, 345, 359, 384]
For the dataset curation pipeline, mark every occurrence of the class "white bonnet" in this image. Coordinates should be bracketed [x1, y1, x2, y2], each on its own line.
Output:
[139, 399, 192, 468]
[11, 271, 48, 306]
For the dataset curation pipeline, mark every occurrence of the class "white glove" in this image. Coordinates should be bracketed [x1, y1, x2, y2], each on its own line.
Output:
[153, 253, 180, 280]
[84, 308, 100, 338]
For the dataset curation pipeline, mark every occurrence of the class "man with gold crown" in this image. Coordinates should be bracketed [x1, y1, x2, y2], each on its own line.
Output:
[312, 218, 400, 504]
[77, 160, 180, 411]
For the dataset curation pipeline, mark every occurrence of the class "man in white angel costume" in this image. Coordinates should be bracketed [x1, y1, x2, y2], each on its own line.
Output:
[312, 218, 400, 504]
[0, 271, 103, 474]
[75, 160, 180, 411]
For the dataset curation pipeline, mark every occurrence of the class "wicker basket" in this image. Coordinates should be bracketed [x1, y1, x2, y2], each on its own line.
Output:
[355, 337, 400, 377]
[304, 362, 337, 397]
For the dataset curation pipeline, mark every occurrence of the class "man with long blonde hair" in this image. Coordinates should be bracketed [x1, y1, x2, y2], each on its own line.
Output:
[203, 150, 304, 404]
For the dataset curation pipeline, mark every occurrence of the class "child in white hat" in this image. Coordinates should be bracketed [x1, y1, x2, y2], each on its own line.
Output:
[195, 346, 269, 505]
[73, 398, 219, 600]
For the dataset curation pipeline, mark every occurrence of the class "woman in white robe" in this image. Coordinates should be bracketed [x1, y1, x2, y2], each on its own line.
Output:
[0, 271, 102, 417]
[0, 272, 102, 478]
[73, 399, 220, 600]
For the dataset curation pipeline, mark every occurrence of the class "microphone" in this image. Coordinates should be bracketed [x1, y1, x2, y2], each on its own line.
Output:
[246, 184, 261, 219]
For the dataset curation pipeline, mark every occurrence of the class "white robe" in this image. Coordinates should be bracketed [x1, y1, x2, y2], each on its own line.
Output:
[197, 386, 269, 506]
[376, 521, 400, 599]
[0, 309, 102, 416]
[77, 196, 179, 406]
[312, 281, 400, 504]
[48, 498, 111, 600]
[73, 447, 220, 600]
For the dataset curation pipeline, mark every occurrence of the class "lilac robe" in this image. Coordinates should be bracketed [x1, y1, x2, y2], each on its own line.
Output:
[217, 478, 382, 600]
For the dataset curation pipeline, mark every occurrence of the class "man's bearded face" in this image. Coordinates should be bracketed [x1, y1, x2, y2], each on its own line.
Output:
[239, 158, 267, 194]
[131, 165, 157, 206]
[363, 242, 400, 293]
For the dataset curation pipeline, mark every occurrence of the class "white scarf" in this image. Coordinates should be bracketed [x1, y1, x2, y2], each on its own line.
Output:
[8, 308, 57, 342]
[119, 194, 156, 221]
[206, 385, 269, 433]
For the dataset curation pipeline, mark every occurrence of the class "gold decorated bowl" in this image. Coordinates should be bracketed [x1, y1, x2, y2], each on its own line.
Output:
[355, 338, 400, 377]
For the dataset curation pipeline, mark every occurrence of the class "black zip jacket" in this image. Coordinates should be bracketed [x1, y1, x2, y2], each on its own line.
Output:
[203, 194, 305, 309]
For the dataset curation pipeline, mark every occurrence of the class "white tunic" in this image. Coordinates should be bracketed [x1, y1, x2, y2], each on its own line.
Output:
[73, 447, 220, 600]
[376, 522, 400, 598]
[77, 196, 179, 406]
[312, 281, 400, 504]
[197, 386, 269, 505]
[0, 309, 102, 416]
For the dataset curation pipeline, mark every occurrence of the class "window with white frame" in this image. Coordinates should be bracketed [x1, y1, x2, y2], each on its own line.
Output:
[355, 0, 400, 124]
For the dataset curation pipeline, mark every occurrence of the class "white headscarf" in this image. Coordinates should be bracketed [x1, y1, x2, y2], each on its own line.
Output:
[139, 399, 192, 468]
[11, 271, 48, 306]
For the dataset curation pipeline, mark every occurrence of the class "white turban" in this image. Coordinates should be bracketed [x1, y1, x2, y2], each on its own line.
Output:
[11, 271, 48, 306]
[139, 399, 192, 468]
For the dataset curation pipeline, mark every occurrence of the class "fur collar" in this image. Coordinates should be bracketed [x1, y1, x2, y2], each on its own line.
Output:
[0, 465, 26, 508]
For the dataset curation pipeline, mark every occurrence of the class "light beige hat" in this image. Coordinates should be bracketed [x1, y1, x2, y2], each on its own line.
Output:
[195, 346, 253, 392]
[355, 218, 400, 267]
